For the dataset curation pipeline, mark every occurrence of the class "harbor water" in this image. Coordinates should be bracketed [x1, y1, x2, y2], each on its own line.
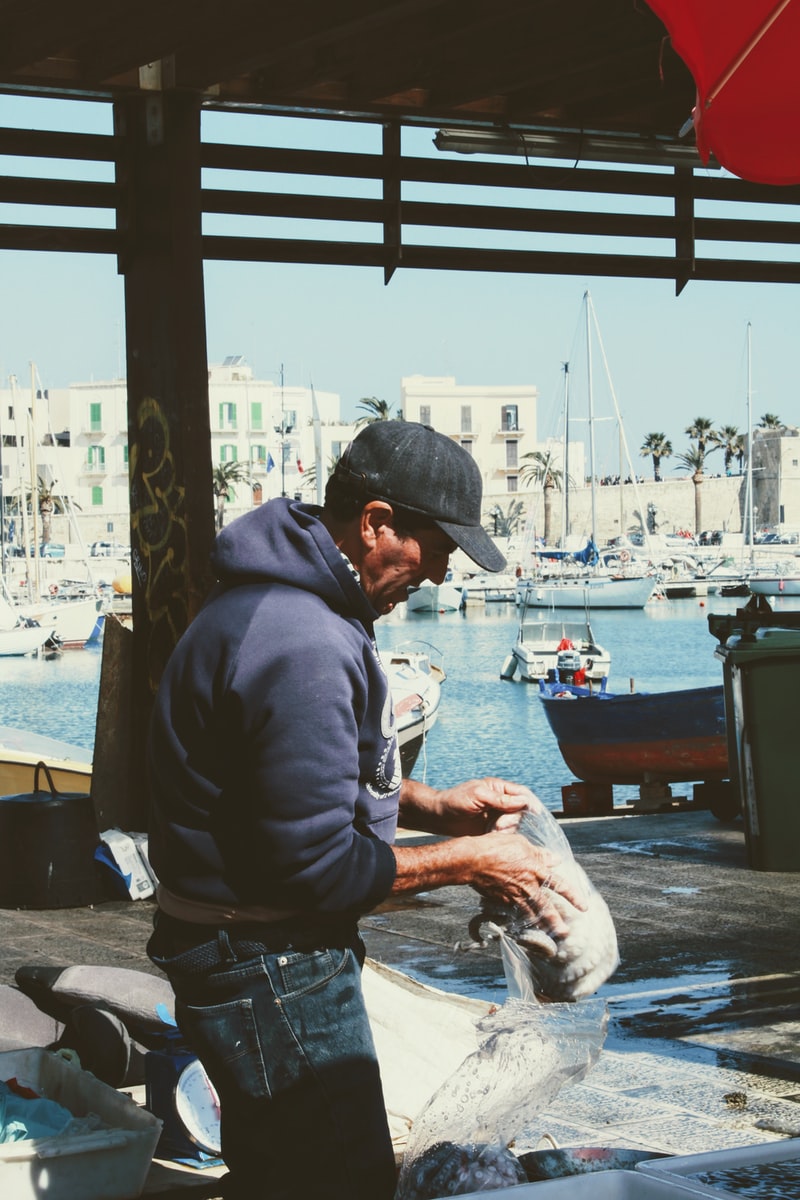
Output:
[3, 592, 800, 810]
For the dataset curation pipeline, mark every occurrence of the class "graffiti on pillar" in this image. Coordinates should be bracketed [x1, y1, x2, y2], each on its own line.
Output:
[130, 396, 189, 692]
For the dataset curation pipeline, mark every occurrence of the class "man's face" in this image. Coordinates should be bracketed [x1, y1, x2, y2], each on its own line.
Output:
[361, 515, 456, 615]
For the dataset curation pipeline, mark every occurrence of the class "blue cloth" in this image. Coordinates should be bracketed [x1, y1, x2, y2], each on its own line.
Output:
[149, 924, 396, 1200]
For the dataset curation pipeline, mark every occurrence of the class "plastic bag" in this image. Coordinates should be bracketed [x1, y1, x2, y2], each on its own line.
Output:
[463, 805, 619, 1002]
[395, 996, 608, 1198]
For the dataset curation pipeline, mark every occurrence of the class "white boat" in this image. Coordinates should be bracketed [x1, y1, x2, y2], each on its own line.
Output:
[515, 572, 655, 610]
[15, 592, 104, 649]
[503, 614, 611, 684]
[0, 597, 57, 657]
[383, 642, 446, 776]
[406, 571, 464, 613]
[460, 572, 518, 604]
[746, 572, 800, 596]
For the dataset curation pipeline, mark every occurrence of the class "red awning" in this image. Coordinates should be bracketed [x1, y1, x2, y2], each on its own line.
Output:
[647, 0, 800, 185]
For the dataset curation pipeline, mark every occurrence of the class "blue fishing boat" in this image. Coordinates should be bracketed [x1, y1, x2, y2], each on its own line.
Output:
[538, 679, 729, 786]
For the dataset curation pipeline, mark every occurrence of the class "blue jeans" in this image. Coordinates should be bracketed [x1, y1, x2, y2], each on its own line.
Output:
[148, 919, 397, 1200]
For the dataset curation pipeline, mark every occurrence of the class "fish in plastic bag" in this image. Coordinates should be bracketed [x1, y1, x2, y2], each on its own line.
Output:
[396, 996, 608, 1198]
[399, 1140, 527, 1198]
[463, 804, 619, 1002]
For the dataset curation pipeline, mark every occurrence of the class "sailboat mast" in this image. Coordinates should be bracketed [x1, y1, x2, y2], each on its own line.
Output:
[746, 322, 754, 560]
[585, 291, 597, 544]
[561, 361, 570, 547]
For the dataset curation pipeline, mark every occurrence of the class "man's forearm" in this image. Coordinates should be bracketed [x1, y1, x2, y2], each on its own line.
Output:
[391, 838, 475, 893]
[397, 777, 445, 831]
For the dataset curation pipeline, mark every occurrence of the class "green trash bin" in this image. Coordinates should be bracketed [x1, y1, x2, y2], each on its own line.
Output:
[714, 628, 800, 872]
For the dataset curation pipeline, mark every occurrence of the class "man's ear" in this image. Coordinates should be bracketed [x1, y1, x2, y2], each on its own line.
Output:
[360, 500, 394, 547]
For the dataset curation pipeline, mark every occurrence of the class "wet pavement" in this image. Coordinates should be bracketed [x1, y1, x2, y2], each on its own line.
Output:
[0, 805, 798, 1194]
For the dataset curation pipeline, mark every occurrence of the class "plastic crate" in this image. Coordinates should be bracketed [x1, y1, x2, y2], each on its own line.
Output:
[637, 1138, 800, 1199]
[0, 1047, 162, 1200]
[454, 1168, 713, 1198]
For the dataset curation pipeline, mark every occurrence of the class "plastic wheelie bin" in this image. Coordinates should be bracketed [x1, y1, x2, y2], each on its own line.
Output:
[714, 628, 800, 872]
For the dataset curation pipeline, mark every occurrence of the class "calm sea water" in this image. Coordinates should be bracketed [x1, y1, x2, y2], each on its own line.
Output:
[2, 594, 799, 811]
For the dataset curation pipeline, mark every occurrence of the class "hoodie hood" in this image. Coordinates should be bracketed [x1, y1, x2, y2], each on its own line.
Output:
[211, 497, 377, 624]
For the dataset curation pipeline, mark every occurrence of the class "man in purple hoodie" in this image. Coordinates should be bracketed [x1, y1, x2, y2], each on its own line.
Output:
[147, 421, 584, 1200]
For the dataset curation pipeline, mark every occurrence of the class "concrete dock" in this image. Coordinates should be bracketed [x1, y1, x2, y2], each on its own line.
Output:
[0, 805, 798, 1195]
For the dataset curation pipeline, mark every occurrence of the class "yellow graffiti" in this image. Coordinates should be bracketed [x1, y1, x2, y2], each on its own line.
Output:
[130, 395, 189, 691]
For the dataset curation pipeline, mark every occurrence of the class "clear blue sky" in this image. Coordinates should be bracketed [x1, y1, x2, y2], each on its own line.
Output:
[1, 93, 799, 482]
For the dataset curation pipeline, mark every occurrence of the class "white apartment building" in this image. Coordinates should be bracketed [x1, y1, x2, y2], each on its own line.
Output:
[400, 375, 539, 501]
[3, 365, 600, 550]
[0, 361, 359, 546]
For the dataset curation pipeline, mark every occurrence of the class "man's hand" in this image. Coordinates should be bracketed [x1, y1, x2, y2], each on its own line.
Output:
[399, 776, 540, 837]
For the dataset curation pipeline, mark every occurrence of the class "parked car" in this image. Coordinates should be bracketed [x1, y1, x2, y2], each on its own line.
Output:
[8, 542, 66, 558]
[90, 541, 129, 557]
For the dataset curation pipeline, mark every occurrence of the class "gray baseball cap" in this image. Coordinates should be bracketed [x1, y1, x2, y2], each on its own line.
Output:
[332, 421, 506, 572]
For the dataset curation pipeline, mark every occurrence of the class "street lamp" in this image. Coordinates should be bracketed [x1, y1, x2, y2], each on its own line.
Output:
[274, 417, 293, 498]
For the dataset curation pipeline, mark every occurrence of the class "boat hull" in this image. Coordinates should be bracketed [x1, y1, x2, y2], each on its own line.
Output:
[747, 575, 800, 596]
[517, 575, 655, 610]
[0, 725, 93, 796]
[539, 683, 729, 785]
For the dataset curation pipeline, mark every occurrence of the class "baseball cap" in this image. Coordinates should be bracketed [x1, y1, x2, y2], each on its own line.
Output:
[331, 421, 506, 572]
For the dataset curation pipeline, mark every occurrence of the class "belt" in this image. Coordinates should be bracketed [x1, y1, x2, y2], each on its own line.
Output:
[149, 910, 361, 974]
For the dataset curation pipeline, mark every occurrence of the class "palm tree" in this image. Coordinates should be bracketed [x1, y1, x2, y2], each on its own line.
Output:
[685, 417, 717, 464]
[639, 432, 673, 482]
[675, 446, 708, 536]
[355, 397, 396, 425]
[757, 413, 783, 430]
[519, 450, 564, 546]
[213, 461, 251, 531]
[711, 425, 742, 476]
[484, 499, 524, 538]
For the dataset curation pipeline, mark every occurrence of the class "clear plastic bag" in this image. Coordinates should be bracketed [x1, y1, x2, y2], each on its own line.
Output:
[464, 806, 619, 1003]
[395, 996, 608, 1198]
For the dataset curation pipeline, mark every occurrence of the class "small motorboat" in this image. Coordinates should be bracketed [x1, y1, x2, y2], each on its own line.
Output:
[502, 615, 610, 684]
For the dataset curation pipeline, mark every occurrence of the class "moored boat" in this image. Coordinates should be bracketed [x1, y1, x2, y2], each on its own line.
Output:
[406, 571, 464, 613]
[0, 724, 93, 796]
[382, 642, 446, 776]
[504, 614, 610, 684]
[516, 572, 656, 610]
[538, 679, 728, 786]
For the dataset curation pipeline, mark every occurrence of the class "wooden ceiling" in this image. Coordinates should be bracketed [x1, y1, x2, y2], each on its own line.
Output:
[2, 0, 695, 141]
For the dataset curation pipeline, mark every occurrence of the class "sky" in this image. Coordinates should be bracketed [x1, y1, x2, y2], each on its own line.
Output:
[2, 93, 799, 484]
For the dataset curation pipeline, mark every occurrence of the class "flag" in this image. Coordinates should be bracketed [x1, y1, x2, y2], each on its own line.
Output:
[296, 457, 304, 474]
[266, 453, 275, 473]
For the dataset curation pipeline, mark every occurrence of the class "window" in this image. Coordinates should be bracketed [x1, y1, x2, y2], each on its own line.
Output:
[219, 402, 237, 430]
[460, 439, 473, 456]
[252, 444, 267, 465]
[91, 485, 103, 506]
[501, 405, 519, 431]
[419, 405, 431, 426]
[460, 406, 472, 434]
[250, 401, 263, 430]
[506, 440, 518, 469]
[87, 444, 105, 469]
[507, 476, 518, 493]
[89, 402, 102, 433]
[220, 444, 238, 463]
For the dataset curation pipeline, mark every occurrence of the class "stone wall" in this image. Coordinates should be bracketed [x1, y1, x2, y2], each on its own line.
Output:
[486, 473, 747, 544]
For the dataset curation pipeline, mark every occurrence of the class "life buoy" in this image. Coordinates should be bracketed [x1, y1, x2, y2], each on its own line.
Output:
[49, 583, 59, 595]
[619, 550, 630, 563]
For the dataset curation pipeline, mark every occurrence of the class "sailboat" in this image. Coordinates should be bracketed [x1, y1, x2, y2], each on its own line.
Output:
[2, 367, 104, 648]
[516, 294, 656, 611]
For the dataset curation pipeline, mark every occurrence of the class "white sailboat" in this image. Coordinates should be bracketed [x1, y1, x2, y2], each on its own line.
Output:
[2, 367, 104, 648]
[517, 294, 656, 611]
